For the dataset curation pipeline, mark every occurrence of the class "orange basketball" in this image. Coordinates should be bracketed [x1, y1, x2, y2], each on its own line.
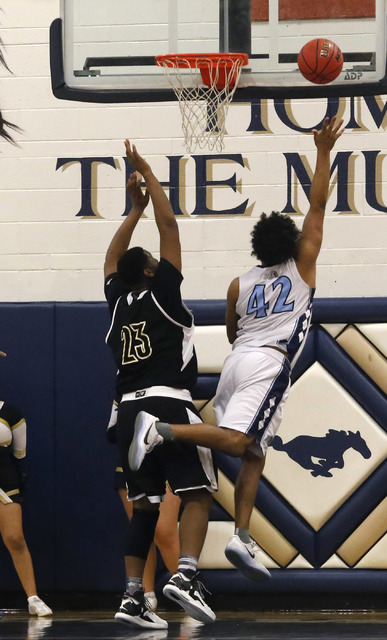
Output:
[298, 38, 343, 85]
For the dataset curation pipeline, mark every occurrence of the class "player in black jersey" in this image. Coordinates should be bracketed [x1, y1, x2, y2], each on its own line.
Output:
[0, 386, 52, 616]
[104, 140, 217, 630]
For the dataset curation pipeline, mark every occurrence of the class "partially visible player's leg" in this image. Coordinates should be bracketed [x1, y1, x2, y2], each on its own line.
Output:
[218, 349, 290, 580]
[0, 502, 37, 597]
[114, 496, 168, 630]
[115, 398, 169, 630]
[161, 406, 217, 625]
[234, 450, 265, 530]
[154, 485, 180, 574]
[178, 488, 210, 560]
[118, 486, 158, 609]
[142, 545, 158, 611]
[129, 412, 252, 470]
[0, 502, 52, 615]
[164, 488, 215, 624]
[225, 451, 271, 581]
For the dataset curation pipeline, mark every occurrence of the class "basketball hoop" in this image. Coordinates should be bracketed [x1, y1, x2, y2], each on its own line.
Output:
[156, 53, 248, 153]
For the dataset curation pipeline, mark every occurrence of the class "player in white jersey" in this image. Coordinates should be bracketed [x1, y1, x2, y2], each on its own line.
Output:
[129, 115, 345, 580]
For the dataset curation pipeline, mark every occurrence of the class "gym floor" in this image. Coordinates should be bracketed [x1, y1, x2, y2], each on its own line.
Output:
[1, 610, 386, 640]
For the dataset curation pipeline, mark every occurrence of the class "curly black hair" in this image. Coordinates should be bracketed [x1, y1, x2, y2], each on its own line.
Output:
[251, 212, 301, 266]
[117, 246, 148, 289]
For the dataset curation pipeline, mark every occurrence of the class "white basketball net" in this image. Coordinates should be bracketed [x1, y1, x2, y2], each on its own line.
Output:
[156, 55, 246, 153]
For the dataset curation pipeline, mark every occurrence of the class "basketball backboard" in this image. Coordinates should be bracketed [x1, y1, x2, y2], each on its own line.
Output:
[50, 0, 387, 102]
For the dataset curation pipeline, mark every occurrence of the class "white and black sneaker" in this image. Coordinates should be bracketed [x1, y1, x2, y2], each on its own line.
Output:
[163, 572, 215, 624]
[129, 411, 164, 471]
[27, 597, 53, 617]
[114, 590, 167, 629]
[225, 535, 271, 581]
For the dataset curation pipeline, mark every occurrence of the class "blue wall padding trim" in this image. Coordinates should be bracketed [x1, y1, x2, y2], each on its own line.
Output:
[187, 300, 227, 325]
[291, 326, 317, 382]
[316, 328, 387, 430]
[188, 298, 387, 324]
[311, 297, 387, 323]
[192, 375, 220, 399]
[315, 460, 387, 566]
[196, 569, 387, 594]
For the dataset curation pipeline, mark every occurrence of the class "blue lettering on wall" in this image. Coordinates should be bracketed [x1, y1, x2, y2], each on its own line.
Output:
[56, 96, 387, 218]
[55, 157, 116, 217]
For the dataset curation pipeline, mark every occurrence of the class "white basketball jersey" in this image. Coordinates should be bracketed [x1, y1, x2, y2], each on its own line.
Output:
[233, 258, 314, 365]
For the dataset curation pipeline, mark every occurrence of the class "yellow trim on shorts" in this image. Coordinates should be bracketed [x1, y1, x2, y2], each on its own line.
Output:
[0, 488, 19, 504]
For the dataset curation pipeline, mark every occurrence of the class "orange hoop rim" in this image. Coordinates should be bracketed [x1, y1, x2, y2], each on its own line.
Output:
[155, 52, 249, 69]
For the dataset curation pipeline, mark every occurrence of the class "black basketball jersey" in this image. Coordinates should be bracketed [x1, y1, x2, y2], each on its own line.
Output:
[105, 258, 198, 394]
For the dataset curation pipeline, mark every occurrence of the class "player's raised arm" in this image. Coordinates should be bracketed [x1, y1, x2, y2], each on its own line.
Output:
[124, 139, 181, 272]
[296, 116, 345, 286]
[104, 168, 150, 278]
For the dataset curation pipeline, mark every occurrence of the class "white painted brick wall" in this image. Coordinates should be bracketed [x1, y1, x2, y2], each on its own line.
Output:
[1, 1, 387, 301]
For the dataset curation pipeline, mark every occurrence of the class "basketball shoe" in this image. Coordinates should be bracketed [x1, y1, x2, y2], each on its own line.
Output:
[144, 591, 158, 612]
[129, 411, 163, 471]
[163, 572, 215, 624]
[225, 535, 271, 580]
[115, 589, 167, 629]
[27, 597, 53, 617]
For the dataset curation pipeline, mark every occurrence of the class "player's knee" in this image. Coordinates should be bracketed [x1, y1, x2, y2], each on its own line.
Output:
[154, 521, 174, 548]
[154, 513, 178, 544]
[3, 531, 26, 553]
[224, 429, 252, 456]
[243, 447, 264, 465]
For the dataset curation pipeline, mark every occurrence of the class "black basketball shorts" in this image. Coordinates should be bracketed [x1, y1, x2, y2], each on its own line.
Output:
[116, 393, 218, 502]
[0, 449, 22, 504]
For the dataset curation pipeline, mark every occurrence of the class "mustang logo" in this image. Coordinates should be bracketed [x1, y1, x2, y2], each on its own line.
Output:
[271, 429, 371, 477]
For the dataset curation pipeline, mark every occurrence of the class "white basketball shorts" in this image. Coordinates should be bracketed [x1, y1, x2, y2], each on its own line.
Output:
[213, 346, 291, 457]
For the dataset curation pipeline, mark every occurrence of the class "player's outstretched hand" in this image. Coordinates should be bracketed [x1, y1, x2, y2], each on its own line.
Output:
[124, 139, 152, 177]
[126, 171, 150, 211]
[312, 116, 345, 151]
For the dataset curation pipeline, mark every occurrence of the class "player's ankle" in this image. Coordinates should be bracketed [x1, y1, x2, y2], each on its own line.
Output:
[235, 527, 250, 543]
[156, 421, 175, 441]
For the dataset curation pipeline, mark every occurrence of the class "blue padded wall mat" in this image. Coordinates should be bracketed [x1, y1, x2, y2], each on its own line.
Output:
[0, 300, 385, 594]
